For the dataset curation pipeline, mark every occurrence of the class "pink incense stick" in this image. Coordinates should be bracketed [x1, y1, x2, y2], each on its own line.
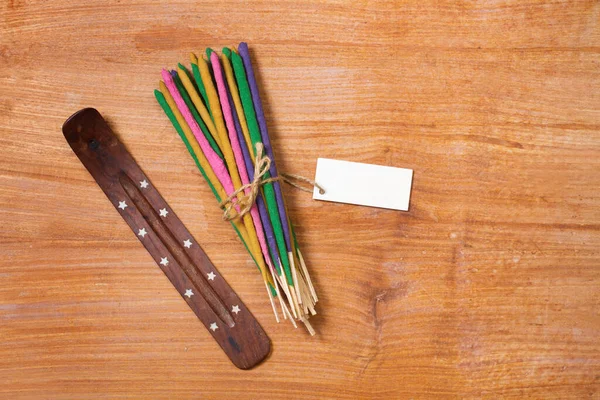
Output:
[210, 53, 273, 270]
[161, 69, 237, 198]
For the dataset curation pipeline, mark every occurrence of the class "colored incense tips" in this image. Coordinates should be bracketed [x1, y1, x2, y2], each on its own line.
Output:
[155, 43, 318, 334]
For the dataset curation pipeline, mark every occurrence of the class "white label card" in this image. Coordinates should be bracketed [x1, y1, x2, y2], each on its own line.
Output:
[312, 158, 413, 211]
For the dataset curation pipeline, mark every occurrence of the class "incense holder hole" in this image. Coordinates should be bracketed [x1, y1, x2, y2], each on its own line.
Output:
[88, 139, 99, 150]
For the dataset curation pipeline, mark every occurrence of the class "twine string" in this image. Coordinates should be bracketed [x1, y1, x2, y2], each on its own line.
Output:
[280, 172, 324, 195]
[219, 143, 324, 221]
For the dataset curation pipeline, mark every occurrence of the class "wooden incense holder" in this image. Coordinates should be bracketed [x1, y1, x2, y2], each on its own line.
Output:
[62, 108, 271, 369]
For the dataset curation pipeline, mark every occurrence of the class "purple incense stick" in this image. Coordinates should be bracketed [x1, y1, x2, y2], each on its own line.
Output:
[224, 74, 282, 270]
[238, 42, 293, 253]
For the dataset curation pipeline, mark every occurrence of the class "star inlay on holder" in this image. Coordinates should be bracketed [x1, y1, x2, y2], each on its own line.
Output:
[62, 108, 270, 370]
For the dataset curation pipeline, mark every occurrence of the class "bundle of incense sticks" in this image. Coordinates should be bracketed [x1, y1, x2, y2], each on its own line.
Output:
[154, 43, 317, 334]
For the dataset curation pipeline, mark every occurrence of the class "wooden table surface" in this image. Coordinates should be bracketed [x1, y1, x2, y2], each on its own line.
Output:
[1, 1, 599, 399]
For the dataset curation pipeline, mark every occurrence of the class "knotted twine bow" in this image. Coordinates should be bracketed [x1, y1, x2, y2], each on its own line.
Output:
[219, 143, 325, 221]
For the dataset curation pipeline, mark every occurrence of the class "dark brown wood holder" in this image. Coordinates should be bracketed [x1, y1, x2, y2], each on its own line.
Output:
[62, 108, 270, 370]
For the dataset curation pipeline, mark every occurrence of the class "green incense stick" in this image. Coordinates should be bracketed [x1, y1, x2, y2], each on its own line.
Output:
[228, 48, 294, 286]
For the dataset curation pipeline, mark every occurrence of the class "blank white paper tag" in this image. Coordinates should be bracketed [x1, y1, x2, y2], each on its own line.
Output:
[312, 158, 413, 211]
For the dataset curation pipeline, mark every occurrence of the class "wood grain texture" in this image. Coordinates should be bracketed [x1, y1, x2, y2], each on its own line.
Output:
[1, 0, 599, 398]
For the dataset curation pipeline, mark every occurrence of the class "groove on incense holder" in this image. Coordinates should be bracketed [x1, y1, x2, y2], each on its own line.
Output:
[62, 108, 271, 369]
[119, 173, 234, 327]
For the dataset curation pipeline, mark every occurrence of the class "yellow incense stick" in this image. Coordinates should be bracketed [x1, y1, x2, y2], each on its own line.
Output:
[221, 51, 254, 158]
